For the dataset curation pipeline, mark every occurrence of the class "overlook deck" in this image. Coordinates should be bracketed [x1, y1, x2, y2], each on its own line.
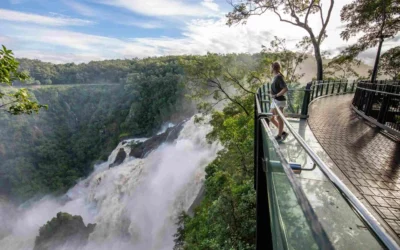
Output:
[308, 95, 400, 239]
[255, 80, 400, 249]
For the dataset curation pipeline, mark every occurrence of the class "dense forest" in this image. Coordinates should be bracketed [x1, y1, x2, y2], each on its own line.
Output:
[0, 56, 193, 202]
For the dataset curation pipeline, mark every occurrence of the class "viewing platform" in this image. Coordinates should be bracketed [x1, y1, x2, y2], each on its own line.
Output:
[254, 80, 400, 249]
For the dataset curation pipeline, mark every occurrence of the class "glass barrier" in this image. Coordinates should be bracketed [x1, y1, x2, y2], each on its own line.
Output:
[255, 85, 398, 249]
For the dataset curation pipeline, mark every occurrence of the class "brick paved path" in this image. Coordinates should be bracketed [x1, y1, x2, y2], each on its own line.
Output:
[308, 95, 400, 238]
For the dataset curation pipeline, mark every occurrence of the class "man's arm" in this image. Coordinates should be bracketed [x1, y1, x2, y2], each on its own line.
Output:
[274, 87, 288, 98]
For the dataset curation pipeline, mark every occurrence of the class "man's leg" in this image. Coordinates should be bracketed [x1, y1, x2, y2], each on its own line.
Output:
[277, 107, 285, 136]
[270, 108, 279, 128]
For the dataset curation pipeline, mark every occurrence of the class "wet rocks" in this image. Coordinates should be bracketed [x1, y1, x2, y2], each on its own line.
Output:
[129, 122, 185, 158]
[109, 148, 127, 168]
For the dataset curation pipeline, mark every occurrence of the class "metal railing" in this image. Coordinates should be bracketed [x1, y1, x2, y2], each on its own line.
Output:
[258, 80, 357, 119]
[254, 85, 399, 249]
[352, 81, 400, 136]
[254, 92, 334, 250]
[310, 80, 357, 102]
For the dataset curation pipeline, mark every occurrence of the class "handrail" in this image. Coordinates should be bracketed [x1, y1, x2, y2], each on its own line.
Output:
[256, 93, 334, 250]
[356, 86, 400, 97]
[272, 99, 399, 250]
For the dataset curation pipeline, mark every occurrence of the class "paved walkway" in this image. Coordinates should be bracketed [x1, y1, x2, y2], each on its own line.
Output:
[308, 95, 400, 239]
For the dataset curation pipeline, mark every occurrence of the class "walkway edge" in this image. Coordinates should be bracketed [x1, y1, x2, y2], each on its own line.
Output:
[308, 97, 400, 247]
[352, 105, 400, 138]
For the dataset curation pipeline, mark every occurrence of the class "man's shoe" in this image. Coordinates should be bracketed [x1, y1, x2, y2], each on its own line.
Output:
[282, 131, 289, 141]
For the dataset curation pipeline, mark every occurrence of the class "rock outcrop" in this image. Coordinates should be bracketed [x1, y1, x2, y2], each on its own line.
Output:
[129, 122, 185, 158]
[109, 148, 127, 168]
[34, 212, 96, 250]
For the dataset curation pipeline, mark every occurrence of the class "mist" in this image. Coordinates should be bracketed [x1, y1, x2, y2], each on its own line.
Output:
[0, 115, 221, 250]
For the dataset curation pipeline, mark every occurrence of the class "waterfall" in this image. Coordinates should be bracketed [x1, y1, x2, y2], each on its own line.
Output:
[0, 115, 221, 250]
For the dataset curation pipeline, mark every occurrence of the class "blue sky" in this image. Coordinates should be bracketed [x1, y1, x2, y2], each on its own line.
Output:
[0, 0, 397, 64]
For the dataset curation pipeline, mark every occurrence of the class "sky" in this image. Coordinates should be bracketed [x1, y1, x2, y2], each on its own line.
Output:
[0, 0, 398, 64]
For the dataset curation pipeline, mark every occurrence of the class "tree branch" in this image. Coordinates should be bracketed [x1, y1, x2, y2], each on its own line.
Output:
[211, 78, 250, 116]
[272, 8, 298, 26]
[318, 0, 334, 45]
[0, 100, 18, 108]
[225, 70, 255, 94]
[304, 0, 316, 24]
[316, 4, 325, 26]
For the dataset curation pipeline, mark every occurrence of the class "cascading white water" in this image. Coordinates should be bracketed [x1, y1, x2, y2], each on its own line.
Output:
[0, 115, 221, 250]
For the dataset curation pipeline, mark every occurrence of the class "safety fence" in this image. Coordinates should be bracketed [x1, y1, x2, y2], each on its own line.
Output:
[254, 83, 398, 250]
[352, 81, 400, 136]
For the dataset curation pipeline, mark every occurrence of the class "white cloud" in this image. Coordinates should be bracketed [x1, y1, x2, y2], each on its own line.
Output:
[4, 24, 159, 62]
[201, 0, 219, 11]
[3, 0, 398, 67]
[97, 0, 218, 17]
[0, 8, 95, 26]
[122, 21, 164, 29]
[14, 50, 106, 64]
[63, 0, 98, 17]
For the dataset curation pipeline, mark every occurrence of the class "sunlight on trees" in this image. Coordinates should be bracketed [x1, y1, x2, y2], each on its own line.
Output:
[0, 45, 47, 115]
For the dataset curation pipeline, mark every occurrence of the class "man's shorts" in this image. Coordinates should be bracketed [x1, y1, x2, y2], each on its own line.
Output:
[271, 99, 287, 109]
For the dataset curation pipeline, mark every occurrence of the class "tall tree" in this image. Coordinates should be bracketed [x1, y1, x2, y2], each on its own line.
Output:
[0, 45, 47, 115]
[226, 0, 335, 81]
[340, 0, 400, 82]
[379, 46, 400, 80]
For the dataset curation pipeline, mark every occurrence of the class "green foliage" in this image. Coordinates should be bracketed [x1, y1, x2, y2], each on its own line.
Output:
[0, 85, 131, 201]
[16, 58, 134, 85]
[379, 46, 400, 80]
[180, 53, 265, 116]
[340, 0, 400, 79]
[122, 57, 192, 136]
[0, 45, 46, 115]
[34, 212, 95, 250]
[226, 0, 335, 80]
[175, 93, 256, 250]
[0, 56, 190, 202]
[340, 0, 400, 47]
[263, 36, 312, 83]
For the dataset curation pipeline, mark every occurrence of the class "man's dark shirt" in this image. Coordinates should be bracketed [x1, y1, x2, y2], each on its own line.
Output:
[271, 74, 287, 101]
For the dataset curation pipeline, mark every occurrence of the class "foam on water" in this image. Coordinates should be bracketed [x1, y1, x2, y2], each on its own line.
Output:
[0, 116, 221, 250]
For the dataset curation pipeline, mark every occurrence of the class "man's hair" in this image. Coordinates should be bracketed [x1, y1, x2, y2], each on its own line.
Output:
[272, 62, 283, 76]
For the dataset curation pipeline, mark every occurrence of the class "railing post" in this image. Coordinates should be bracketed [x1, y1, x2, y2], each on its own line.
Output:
[301, 82, 312, 117]
[344, 81, 348, 93]
[254, 95, 258, 190]
[320, 81, 324, 97]
[377, 94, 390, 124]
[365, 85, 376, 116]
[311, 83, 315, 101]
[337, 80, 342, 94]
[325, 81, 330, 95]
[351, 81, 356, 92]
[262, 85, 267, 111]
[331, 82, 335, 94]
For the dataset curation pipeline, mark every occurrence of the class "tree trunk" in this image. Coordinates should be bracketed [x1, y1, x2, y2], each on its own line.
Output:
[371, 38, 384, 83]
[314, 44, 324, 81]
[309, 33, 324, 81]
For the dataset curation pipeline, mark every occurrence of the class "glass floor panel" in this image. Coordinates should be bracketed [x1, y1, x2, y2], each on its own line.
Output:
[267, 118, 384, 249]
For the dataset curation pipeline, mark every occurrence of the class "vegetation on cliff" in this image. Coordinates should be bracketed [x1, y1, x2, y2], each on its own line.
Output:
[34, 212, 95, 250]
[0, 56, 191, 202]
